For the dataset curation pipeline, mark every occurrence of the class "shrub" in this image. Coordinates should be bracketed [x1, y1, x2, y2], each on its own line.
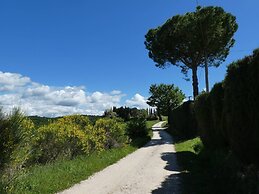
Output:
[224, 49, 259, 165]
[168, 101, 197, 138]
[0, 108, 35, 190]
[127, 118, 148, 138]
[194, 93, 212, 147]
[93, 118, 127, 148]
[194, 84, 229, 150]
[0, 108, 35, 167]
[146, 114, 158, 121]
[33, 115, 94, 163]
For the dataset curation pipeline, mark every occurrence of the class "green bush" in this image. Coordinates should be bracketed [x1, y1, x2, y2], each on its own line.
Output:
[146, 114, 158, 121]
[0, 108, 35, 167]
[0, 108, 35, 191]
[194, 93, 212, 147]
[93, 118, 127, 148]
[209, 82, 228, 148]
[224, 49, 259, 165]
[168, 101, 197, 138]
[194, 83, 229, 150]
[127, 118, 148, 138]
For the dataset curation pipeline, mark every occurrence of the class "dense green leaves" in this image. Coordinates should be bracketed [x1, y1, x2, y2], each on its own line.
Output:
[194, 48, 259, 165]
[145, 6, 238, 98]
[147, 84, 185, 120]
[224, 49, 259, 165]
[168, 101, 197, 138]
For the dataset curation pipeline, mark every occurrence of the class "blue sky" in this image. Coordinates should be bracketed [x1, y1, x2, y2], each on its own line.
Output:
[0, 0, 258, 116]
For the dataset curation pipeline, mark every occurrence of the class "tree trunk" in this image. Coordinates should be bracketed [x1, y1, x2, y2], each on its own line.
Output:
[192, 66, 199, 99]
[157, 108, 162, 121]
[205, 53, 209, 92]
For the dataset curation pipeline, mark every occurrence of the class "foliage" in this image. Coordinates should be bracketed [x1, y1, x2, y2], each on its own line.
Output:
[194, 93, 213, 147]
[168, 101, 197, 138]
[111, 106, 147, 121]
[146, 114, 158, 121]
[0, 107, 153, 193]
[223, 49, 259, 165]
[127, 118, 148, 139]
[28, 116, 56, 128]
[32, 115, 128, 164]
[93, 118, 127, 149]
[32, 115, 94, 164]
[0, 108, 36, 191]
[209, 82, 228, 147]
[147, 83, 185, 121]
[104, 109, 118, 119]
[145, 6, 238, 98]
[3, 120, 155, 194]
[194, 83, 229, 150]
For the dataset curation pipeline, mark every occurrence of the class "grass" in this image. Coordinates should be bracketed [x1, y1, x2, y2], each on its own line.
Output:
[6, 119, 159, 194]
[174, 137, 202, 153]
[9, 147, 136, 194]
[174, 137, 259, 194]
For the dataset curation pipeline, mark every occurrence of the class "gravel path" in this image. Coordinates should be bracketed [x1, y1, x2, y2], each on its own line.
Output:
[58, 121, 181, 194]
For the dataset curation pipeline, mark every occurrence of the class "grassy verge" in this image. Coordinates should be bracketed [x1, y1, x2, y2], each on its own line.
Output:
[7, 120, 159, 194]
[174, 137, 259, 194]
[9, 146, 135, 194]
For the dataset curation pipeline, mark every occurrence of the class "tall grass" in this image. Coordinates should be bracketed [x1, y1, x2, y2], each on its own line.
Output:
[9, 147, 136, 194]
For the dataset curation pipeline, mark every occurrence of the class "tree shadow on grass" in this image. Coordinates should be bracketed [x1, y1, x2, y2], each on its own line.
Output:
[152, 151, 198, 194]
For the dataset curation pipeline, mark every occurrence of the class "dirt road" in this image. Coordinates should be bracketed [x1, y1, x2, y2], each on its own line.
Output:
[59, 121, 181, 194]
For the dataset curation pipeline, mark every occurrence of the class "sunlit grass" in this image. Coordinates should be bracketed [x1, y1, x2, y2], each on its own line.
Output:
[10, 147, 135, 194]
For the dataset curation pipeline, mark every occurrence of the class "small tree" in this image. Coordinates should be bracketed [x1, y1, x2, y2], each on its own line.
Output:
[147, 84, 185, 121]
[145, 6, 238, 98]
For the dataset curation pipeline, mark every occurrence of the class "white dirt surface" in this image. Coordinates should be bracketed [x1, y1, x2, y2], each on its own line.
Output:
[58, 121, 181, 194]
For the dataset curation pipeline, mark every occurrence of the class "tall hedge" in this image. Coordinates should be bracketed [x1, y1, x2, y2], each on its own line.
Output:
[194, 83, 228, 149]
[194, 93, 212, 147]
[168, 101, 197, 138]
[224, 49, 259, 165]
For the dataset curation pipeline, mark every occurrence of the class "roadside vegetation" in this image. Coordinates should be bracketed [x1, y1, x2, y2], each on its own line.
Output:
[0, 107, 158, 194]
[144, 2, 258, 193]
[167, 49, 259, 194]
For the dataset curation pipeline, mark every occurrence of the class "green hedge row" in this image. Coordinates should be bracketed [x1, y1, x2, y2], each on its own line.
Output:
[194, 83, 228, 150]
[168, 101, 197, 138]
[195, 49, 259, 165]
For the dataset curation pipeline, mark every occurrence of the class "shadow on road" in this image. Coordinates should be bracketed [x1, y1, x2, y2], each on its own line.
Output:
[151, 151, 198, 194]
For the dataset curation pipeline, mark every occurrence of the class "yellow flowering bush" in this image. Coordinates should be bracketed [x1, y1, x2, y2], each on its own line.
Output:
[34, 115, 93, 163]
[94, 118, 127, 148]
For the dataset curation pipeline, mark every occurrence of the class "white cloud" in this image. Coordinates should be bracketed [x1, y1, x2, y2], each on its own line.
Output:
[0, 71, 31, 91]
[125, 93, 149, 109]
[0, 72, 128, 117]
[0, 72, 148, 117]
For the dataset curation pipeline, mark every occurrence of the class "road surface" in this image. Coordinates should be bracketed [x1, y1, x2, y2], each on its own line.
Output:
[59, 121, 181, 194]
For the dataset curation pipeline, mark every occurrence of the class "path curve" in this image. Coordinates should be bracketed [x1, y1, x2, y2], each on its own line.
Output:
[58, 121, 181, 194]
